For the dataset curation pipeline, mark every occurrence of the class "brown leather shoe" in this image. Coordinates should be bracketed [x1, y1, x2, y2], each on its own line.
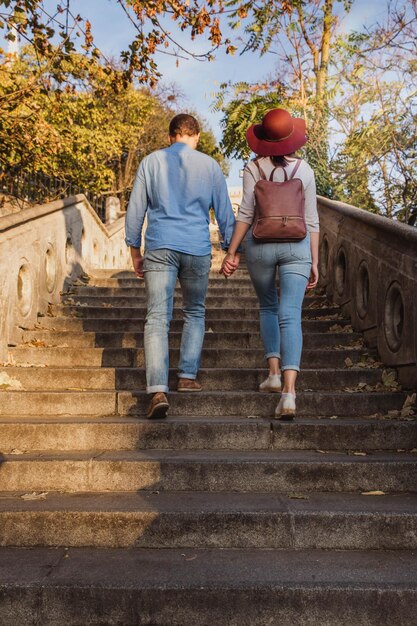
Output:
[146, 392, 169, 419]
[177, 378, 202, 392]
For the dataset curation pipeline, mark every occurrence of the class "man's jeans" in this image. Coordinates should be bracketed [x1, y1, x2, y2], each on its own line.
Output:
[143, 248, 211, 393]
[246, 234, 312, 372]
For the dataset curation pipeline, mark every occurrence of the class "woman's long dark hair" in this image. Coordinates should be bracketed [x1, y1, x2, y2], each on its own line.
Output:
[270, 153, 296, 167]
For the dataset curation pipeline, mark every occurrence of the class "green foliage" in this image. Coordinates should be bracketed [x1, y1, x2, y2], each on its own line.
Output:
[0, 48, 226, 202]
[214, 83, 288, 161]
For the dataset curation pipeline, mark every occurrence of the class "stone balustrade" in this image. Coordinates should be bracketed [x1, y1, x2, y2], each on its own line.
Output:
[0, 194, 130, 361]
[318, 196, 417, 388]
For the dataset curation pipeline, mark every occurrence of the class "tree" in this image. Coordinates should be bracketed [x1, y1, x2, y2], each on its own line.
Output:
[219, 0, 354, 195]
[330, 2, 417, 223]
[0, 0, 237, 88]
[0, 48, 227, 204]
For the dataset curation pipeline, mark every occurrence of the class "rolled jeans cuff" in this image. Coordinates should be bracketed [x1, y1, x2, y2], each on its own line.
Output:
[265, 352, 280, 360]
[177, 373, 197, 380]
[281, 365, 300, 373]
[147, 385, 169, 394]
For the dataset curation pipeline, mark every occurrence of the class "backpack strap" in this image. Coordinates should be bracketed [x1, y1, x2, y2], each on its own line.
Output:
[288, 159, 302, 180]
[269, 166, 288, 182]
[253, 158, 267, 180]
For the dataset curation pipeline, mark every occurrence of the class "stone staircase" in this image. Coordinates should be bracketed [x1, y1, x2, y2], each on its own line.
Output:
[0, 268, 416, 625]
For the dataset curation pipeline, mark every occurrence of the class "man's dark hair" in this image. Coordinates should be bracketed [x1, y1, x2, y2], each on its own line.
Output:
[169, 113, 200, 137]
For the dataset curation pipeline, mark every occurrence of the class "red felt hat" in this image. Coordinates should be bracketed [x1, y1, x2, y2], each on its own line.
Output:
[246, 108, 307, 156]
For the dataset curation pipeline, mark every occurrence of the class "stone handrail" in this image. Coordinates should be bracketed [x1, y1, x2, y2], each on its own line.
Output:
[0, 194, 130, 361]
[318, 196, 417, 388]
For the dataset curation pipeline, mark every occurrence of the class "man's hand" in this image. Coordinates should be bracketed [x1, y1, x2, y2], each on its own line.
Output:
[306, 263, 319, 290]
[130, 247, 144, 279]
[220, 252, 240, 278]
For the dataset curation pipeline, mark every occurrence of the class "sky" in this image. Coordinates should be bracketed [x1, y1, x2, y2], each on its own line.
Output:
[22, 0, 389, 185]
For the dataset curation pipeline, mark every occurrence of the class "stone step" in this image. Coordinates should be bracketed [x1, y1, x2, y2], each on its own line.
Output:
[1, 491, 417, 550]
[0, 417, 415, 452]
[63, 295, 267, 308]
[70, 288, 329, 305]
[0, 546, 416, 625]
[85, 276, 256, 288]
[0, 366, 383, 391]
[8, 347, 367, 368]
[30, 317, 351, 333]
[117, 390, 404, 418]
[0, 450, 416, 493]
[48, 305, 342, 320]
[0, 390, 403, 418]
[72, 285, 273, 297]
[20, 330, 361, 349]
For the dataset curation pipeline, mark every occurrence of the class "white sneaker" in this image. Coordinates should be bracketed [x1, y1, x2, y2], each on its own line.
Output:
[259, 374, 282, 393]
[275, 393, 296, 420]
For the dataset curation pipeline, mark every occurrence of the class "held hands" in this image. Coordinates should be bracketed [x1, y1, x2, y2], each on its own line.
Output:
[306, 263, 319, 290]
[220, 252, 240, 278]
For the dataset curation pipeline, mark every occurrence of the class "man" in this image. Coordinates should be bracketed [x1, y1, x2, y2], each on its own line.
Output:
[125, 113, 237, 419]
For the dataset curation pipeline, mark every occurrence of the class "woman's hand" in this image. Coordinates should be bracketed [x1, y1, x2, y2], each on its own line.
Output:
[306, 263, 319, 290]
[220, 252, 240, 278]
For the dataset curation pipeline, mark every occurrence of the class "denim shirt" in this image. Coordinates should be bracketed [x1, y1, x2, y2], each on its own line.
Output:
[125, 142, 235, 256]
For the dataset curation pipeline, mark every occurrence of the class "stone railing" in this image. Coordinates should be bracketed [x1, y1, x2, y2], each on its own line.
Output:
[0, 194, 130, 361]
[318, 196, 417, 388]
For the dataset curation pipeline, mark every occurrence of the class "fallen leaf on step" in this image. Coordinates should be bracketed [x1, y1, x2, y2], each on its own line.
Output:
[28, 339, 46, 348]
[381, 369, 397, 387]
[410, 448, 417, 453]
[403, 393, 416, 408]
[21, 492, 48, 501]
[206, 328, 214, 333]
[361, 490, 385, 496]
[401, 394, 417, 417]
[329, 323, 344, 332]
[10, 448, 25, 455]
[329, 415, 338, 420]
[101, 303, 113, 308]
[315, 449, 329, 454]
[246, 415, 261, 419]
[181, 553, 197, 561]
[344, 357, 353, 368]
[288, 493, 309, 499]
[350, 451, 367, 456]
[0, 372, 23, 390]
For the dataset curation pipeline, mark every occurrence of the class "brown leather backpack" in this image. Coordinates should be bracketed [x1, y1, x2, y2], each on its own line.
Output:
[252, 158, 307, 243]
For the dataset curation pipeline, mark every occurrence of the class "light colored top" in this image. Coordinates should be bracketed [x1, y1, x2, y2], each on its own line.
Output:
[237, 157, 320, 233]
[125, 142, 235, 255]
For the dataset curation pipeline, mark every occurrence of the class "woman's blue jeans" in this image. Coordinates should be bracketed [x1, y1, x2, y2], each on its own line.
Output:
[246, 234, 312, 372]
[143, 248, 211, 393]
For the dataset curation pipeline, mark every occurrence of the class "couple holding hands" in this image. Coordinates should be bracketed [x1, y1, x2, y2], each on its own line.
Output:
[125, 109, 319, 420]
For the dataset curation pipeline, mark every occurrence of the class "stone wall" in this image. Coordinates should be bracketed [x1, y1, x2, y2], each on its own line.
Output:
[0, 194, 130, 361]
[318, 196, 417, 388]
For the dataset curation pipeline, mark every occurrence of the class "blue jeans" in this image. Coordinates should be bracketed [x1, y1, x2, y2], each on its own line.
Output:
[246, 233, 312, 372]
[143, 248, 211, 393]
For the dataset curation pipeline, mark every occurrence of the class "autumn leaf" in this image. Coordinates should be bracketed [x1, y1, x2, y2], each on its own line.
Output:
[21, 492, 48, 500]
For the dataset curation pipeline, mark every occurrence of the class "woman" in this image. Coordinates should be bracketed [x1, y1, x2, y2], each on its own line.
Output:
[221, 108, 319, 419]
